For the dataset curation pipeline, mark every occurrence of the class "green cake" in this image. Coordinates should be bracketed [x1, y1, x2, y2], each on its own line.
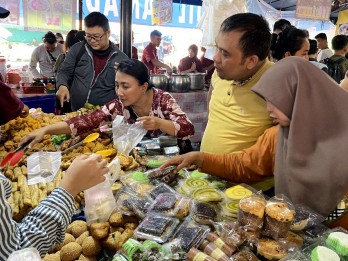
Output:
[326, 231, 348, 256]
[311, 246, 340, 261]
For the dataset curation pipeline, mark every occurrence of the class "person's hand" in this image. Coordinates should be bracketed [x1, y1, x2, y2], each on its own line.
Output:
[190, 62, 197, 72]
[60, 154, 108, 197]
[56, 85, 70, 107]
[21, 127, 47, 148]
[20, 104, 29, 118]
[137, 116, 161, 131]
[161, 151, 205, 172]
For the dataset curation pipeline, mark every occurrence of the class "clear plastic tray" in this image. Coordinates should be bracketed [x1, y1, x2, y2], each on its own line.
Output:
[171, 218, 210, 251]
[134, 214, 180, 243]
[148, 193, 190, 219]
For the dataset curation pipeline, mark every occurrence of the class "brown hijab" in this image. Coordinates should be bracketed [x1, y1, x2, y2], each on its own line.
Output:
[252, 57, 348, 216]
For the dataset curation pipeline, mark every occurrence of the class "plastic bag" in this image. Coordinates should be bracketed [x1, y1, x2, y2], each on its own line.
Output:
[263, 195, 296, 240]
[291, 204, 325, 231]
[105, 157, 121, 185]
[84, 178, 116, 225]
[237, 192, 266, 233]
[27, 151, 61, 185]
[7, 247, 41, 261]
[213, 221, 246, 248]
[112, 115, 147, 155]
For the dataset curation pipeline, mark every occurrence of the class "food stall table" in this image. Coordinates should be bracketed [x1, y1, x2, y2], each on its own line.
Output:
[17, 93, 56, 114]
[170, 90, 208, 143]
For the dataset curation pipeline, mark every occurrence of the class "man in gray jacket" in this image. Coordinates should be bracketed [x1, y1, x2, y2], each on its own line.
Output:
[56, 12, 128, 111]
[29, 31, 64, 78]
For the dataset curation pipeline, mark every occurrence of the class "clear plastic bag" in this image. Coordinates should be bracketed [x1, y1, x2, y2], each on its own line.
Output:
[27, 151, 61, 185]
[84, 178, 116, 225]
[263, 195, 296, 240]
[171, 218, 210, 251]
[148, 193, 191, 219]
[213, 221, 246, 248]
[291, 204, 325, 231]
[7, 247, 41, 261]
[237, 192, 266, 233]
[112, 115, 147, 155]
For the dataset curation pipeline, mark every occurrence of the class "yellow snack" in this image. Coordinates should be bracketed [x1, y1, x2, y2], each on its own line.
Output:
[225, 185, 253, 201]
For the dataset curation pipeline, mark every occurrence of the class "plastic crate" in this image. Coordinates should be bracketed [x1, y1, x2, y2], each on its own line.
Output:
[21, 85, 45, 94]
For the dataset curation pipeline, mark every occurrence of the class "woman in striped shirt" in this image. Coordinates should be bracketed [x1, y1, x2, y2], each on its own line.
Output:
[0, 154, 108, 259]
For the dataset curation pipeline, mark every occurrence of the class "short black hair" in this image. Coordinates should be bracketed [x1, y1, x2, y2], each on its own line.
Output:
[273, 19, 291, 32]
[219, 13, 271, 61]
[188, 44, 198, 56]
[84, 12, 110, 31]
[315, 33, 327, 41]
[271, 27, 307, 61]
[308, 39, 318, 55]
[116, 59, 154, 90]
[43, 31, 57, 44]
[150, 30, 162, 38]
[332, 34, 348, 51]
[65, 30, 78, 50]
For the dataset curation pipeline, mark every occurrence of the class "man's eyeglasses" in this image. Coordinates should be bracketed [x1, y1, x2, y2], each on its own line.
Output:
[85, 32, 106, 42]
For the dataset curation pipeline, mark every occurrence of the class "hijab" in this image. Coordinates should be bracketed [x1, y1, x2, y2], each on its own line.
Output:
[252, 56, 348, 216]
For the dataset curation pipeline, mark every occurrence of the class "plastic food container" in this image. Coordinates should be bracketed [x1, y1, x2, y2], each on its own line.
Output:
[134, 214, 179, 243]
[21, 83, 45, 94]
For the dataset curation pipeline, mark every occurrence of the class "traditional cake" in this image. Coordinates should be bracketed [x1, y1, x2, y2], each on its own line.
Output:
[263, 201, 295, 239]
[225, 185, 253, 201]
[192, 201, 218, 225]
[257, 238, 287, 260]
[326, 231, 348, 256]
[238, 194, 266, 232]
[311, 246, 340, 261]
[173, 220, 210, 251]
[232, 250, 259, 261]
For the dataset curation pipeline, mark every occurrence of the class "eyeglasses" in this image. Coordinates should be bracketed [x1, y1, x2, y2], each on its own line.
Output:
[85, 32, 106, 42]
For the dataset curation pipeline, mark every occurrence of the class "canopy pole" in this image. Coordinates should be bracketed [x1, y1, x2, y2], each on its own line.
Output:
[120, 0, 132, 58]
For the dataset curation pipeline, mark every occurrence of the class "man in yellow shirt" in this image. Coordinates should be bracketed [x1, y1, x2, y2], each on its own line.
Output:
[201, 13, 273, 154]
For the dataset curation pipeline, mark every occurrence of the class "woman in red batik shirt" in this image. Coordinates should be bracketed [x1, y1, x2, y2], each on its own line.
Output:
[22, 59, 195, 147]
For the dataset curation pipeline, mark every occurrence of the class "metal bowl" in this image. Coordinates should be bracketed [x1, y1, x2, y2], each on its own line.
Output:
[168, 74, 191, 92]
[150, 74, 169, 90]
[188, 73, 206, 90]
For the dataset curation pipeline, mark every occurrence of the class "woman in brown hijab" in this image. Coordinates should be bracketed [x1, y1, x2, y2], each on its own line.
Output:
[252, 56, 348, 216]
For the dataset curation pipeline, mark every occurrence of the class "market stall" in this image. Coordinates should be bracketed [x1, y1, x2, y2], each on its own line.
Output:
[1, 108, 347, 261]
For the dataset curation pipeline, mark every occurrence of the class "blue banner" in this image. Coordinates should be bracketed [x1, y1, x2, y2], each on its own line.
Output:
[83, 0, 202, 28]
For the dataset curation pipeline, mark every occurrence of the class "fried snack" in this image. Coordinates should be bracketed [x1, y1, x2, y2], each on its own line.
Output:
[90, 222, 110, 239]
[60, 242, 82, 261]
[17, 175, 26, 190]
[67, 220, 87, 237]
[76, 231, 89, 246]
[125, 158, 140, 171]
[78, 254, 97, 261]
[102, 231, 123, 251]
[124, 222, 138, 230]
[14, 167, 22, 180]
[43, 251, 61, 261]
[110, 227, 124, 233]
[11, 182, 18, 193]
[55, 233, 76, 251]
[5, 168, 14, 179]
[108, 211, 125, 227]
[81, 236, 101, 257]
[117, 153, 133, 168]
[93, 142, 106, 153]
